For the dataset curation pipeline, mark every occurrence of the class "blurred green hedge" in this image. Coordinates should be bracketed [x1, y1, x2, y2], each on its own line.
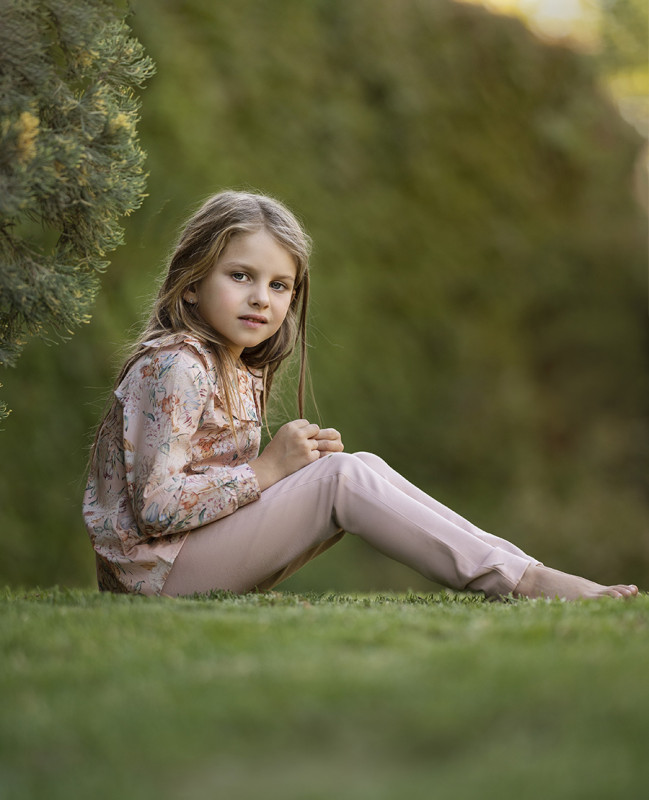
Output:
[1, 0, 647, 590]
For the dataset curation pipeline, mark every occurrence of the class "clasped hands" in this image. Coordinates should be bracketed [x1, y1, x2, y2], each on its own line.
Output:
[249, 419, 344, 491]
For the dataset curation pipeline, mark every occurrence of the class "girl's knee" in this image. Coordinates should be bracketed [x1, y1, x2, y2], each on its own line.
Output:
[308, 453, 383, 491]
[316, 452, 369, 481]
[318, 451, 356, 472]
[351, 451, 387, 470]
[334, 452, 389, 487]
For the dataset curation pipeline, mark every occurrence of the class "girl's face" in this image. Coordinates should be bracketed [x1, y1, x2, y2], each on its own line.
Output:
[184, 229, 298, 358]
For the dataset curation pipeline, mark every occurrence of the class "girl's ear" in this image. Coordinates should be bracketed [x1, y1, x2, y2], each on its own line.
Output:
[184, 288, 198, 304]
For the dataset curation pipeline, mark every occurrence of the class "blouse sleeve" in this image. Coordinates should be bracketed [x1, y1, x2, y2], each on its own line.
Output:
[119, 347, 261, 538]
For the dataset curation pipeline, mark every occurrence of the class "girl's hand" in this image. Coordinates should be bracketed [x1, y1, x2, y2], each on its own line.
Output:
[249, 419, 321, 490]
[314, 428, 344, 455]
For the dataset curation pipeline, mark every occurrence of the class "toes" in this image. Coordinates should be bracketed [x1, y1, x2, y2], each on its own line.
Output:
[610, 585, 638, 598]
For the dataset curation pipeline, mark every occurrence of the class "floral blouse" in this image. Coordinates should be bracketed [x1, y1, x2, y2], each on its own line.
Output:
[83, 334, 262, 595]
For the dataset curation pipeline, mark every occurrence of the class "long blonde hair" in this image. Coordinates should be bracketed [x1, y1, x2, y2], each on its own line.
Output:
[91, 190, 311, 463]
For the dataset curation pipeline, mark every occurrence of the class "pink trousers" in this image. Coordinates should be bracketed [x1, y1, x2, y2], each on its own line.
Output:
[162, 452, 539, 598]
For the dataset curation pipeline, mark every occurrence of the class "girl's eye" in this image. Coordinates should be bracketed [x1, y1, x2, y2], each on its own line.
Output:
[270, 281, 287, 291]
[231, 272, 247, 282]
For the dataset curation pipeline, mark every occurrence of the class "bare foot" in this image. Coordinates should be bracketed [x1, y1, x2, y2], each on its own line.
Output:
[513, 564, 639, 601]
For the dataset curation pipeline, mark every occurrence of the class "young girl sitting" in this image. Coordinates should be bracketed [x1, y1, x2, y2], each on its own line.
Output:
[83, 190, 639, 601]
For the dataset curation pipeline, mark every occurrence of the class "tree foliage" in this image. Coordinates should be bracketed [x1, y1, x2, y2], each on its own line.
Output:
[0, 0, 154, 417]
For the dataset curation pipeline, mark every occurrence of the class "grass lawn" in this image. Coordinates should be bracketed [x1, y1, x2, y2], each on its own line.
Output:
[2, 587, 648, 800]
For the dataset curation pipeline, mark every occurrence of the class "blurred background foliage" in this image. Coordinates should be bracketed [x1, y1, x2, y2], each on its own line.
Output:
[0, 0, 646, 592]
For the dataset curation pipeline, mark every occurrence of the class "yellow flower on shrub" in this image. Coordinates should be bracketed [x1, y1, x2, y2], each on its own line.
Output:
[16, 111, 39, 163]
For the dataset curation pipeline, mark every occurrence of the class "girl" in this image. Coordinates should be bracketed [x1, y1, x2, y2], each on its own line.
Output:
[83, 190, 638, 601]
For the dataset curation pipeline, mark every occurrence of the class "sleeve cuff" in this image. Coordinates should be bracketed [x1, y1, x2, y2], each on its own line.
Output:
[231, 462, 262, 508]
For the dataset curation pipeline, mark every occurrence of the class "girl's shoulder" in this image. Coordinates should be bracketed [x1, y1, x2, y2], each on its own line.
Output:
[118, 334, 217, 396]
[141, 333, 216, 371]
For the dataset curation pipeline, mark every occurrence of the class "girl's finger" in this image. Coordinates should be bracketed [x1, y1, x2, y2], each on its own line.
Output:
[285, 419, 319, 437]
[315, 428, 340, 440]
[317, 438, 344, 452]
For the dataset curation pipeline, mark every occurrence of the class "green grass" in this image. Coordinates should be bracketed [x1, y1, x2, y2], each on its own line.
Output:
[2, 588, 648, 800]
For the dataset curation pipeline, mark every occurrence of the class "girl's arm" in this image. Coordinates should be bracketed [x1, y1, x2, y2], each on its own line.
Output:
[121, 348, 261, 537]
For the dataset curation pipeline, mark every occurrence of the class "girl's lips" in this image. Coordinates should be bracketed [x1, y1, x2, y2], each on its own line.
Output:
[239, 315, 267, 328]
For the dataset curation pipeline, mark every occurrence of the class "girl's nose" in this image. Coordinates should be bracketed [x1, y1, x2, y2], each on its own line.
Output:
[250, 286, 270, 308]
